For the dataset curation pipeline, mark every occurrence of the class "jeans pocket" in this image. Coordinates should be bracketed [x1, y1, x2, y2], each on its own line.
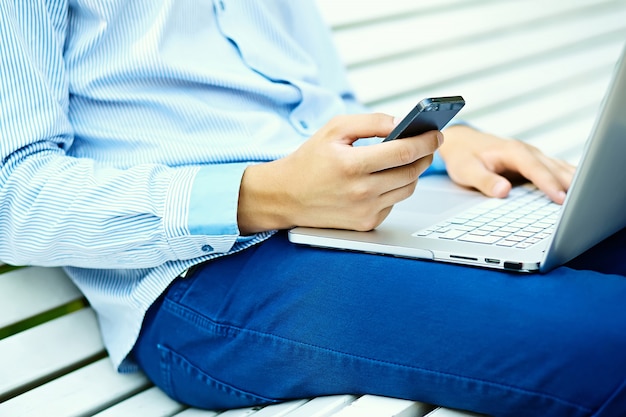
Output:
[157, 344, 280, 410]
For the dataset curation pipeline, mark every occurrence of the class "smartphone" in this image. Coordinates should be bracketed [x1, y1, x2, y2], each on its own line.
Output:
[383, 96, 465, 142]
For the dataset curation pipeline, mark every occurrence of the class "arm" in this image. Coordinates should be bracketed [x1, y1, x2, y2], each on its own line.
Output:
[238, 113, 576, 236]
[0, 3, 241, 268]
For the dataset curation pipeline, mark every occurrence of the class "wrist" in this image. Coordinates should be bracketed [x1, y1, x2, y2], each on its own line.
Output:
[440, 125, 480, 158]
[237, 161, 293, 235]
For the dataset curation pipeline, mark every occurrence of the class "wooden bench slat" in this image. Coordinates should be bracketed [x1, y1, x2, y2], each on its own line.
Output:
[194, 400, 307, 417]
[464, 76, 611, 140]
[348, 8, 626, 105]
[0, 267, 82, 330]
[425, 407, 485, 417]
[0, 358, 150, 417]
[173, 408, 220, 417]
[523, 117, 597, 164]
[172, 395, 470, 417]
[330, 394, 434, 417]
[279, 395, 357, 417]
[373, 40, 623, 119]
[332, 0, 612, 67]
[370, 43, 620, 159]
[316, 0, 469, 28]
[212, 407, 266, 417]
[246, 399, 309, 417]
[92, 386, 186, 417]
[0, 308, 104, 400]
[176, 404, 284, 417]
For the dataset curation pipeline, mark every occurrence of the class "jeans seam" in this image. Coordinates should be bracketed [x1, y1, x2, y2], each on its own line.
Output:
[158, 343, 279, 405]
[163, 298, 594, 415]
[157, 343, 175, 398]
[592, 375, 626, 417]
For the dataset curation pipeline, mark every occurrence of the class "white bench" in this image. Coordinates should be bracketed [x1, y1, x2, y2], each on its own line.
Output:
[1, 0, 625, 415]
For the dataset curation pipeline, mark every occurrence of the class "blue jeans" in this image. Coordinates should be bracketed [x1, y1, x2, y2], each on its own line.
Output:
[133, 228, 626, 417]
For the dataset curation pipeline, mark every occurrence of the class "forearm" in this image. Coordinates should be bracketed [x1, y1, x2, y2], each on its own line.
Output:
[0, 147, 242, 268]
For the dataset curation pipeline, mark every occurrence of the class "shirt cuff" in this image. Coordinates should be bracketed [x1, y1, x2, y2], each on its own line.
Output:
[421, 119, 475, 176]
[421, 150, 447, 176]
[188, 163, 250, 236]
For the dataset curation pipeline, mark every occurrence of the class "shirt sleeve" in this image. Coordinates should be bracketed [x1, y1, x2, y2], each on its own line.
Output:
[0, 3, 241, 269]
[421, 151, 447, 176]
[421, 119, 478, 176]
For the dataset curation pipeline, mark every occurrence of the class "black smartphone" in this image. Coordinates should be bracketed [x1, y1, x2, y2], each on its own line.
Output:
[383, 96, 465, 142]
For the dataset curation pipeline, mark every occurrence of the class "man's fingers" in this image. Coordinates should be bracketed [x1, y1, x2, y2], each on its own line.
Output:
[354, 130, 443, 173]
[366, 155, 432, 199]
[509, 149, 574, 204]
[535, 155, 575, 204]
[440, 126, 578, 204]
[547, 157, 577, 189]
[473, 170, 513, 199]
[319, 113, 442, 175]
[448, 156, 513, 198]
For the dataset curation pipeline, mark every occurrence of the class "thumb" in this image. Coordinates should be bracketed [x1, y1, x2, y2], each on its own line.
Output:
[322, 113, 396, 145]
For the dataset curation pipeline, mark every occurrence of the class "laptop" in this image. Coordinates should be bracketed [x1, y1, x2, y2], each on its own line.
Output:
[288, 45, 626, 273]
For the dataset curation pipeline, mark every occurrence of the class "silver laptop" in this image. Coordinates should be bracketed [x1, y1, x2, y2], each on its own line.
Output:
[288, 45, 626, 273]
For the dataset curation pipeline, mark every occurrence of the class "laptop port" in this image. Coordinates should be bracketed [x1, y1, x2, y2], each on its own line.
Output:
[450, 254, 478, 261]
[503, 261, 523, 270]
[485, 258, 500, 264]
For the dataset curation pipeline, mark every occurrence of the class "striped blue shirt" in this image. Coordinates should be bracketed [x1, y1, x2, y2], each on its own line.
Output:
[0, 0, 445, 372]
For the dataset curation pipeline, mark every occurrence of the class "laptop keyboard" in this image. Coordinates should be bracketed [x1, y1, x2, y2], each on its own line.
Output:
[413, 185, 560, 249]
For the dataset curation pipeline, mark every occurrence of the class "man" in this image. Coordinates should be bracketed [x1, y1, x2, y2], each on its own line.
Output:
[1, 1, 625, 416]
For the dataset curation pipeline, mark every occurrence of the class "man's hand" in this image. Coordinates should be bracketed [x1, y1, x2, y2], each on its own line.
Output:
[237, 113, 442, 234]
[440, 125, 576, 204]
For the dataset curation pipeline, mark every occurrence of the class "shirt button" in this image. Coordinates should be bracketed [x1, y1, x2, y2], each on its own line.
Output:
[201, 244, 213, 253]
